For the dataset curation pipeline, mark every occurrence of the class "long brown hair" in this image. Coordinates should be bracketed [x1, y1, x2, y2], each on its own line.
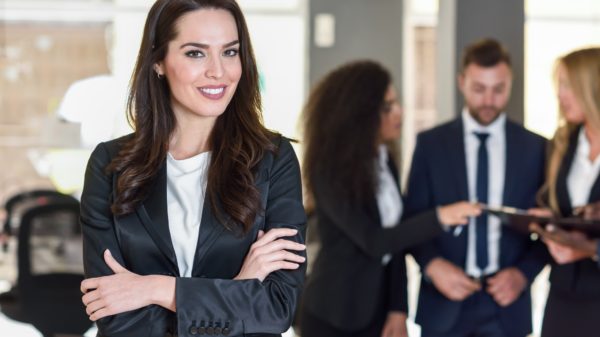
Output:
[108, 0, 275, 232]
[546, 47, 600, 213]
[302, 60, 392, 207]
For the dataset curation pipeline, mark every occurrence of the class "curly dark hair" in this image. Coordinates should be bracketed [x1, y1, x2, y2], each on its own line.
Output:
[107, 0, 275, 232]
[302, 60, 392, 207]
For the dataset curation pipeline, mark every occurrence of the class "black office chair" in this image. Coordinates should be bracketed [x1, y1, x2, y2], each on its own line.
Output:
[3, 189, 79, 247]
[0, 189, 80, 325]
[16, 201, 91, 337]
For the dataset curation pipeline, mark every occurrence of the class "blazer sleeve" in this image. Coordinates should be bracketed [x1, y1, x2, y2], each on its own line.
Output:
[81, 142, 172, 337]
[313, 171, 443, 261]
[387, 250, 408, 313]
[174, 139, 307, 336]
[404, 134, 444, 269]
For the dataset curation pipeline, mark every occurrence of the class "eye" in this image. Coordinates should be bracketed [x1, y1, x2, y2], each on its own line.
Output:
[381, 102, 392, 114]
[185, 50, 204, 58]
[473, 86, 485, 94]
[223, 48, 239, 57]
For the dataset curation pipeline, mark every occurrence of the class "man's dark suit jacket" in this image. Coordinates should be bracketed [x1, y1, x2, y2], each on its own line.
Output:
[405, 117, 547, 337]
[81, 135, 307, 337]
[301, 157, 443, 332]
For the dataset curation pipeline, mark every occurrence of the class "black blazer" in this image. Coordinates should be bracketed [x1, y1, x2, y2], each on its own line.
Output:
[405, 118, 547, 337]
[549, 125, 600, 298]
[301, 155, 443, 331]
[81, 135, 307, 337]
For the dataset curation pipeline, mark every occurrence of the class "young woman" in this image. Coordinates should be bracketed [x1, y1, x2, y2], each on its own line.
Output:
[299, 60, 480, 337]
[79, 1, 306, 336]
[533, 47, 600, 337]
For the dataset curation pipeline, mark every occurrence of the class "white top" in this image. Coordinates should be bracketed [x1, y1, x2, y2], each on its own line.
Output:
[166, 151, 211, 277]
[375, 145, 403, 265]
[567, 126, 600, 208]
[462, 109, 506, 277]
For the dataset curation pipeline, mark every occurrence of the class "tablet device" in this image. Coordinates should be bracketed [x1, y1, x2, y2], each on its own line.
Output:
[483, 205, 600, 238]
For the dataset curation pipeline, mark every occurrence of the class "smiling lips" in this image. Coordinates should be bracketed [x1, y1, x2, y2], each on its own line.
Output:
[199, 86, 226, 100]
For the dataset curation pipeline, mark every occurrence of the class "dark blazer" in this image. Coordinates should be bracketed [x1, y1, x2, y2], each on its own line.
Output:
[81, 135, 307, 337]
[405, 118, 547, 337]
[301, 155, 443, 332]
[541, 125, 600, 336]
[549, 125, 600, 297]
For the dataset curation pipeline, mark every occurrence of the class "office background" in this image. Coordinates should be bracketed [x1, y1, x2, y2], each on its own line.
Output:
[1, 0, 599, 336]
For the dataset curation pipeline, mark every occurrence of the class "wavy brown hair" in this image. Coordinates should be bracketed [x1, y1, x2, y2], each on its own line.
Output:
[302, 60, 393, 208]
[107, 0, 275, 232]
[546, 47, 600, 213]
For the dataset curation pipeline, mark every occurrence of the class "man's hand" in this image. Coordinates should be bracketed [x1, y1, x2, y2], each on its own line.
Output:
[486, 267, 527, 307]
[425, 258, 480, 301]
[380, 311, 408, 337]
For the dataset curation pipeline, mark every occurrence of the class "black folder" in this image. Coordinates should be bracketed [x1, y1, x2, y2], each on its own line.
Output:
[483, 205, 600, 238]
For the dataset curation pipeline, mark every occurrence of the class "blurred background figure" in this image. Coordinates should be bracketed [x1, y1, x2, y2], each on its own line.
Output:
[405, 39, 547, 337]
[299, 59, 479, 337]
[533, 46, 600, 337]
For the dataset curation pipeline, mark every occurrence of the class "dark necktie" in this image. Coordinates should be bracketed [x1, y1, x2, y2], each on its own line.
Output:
[474, 132, 490, 272]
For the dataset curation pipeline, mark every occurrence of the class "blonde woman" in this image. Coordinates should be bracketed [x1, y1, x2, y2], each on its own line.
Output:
[535, 47, 600, 337]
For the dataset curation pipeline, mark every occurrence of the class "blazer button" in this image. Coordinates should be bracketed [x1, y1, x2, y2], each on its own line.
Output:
[198, 326, 206, 335]
[214, 327, 222, 335]
[222, 327, 230, 336]
[189, 326, 198, 335]
[206, 326, 214, 335]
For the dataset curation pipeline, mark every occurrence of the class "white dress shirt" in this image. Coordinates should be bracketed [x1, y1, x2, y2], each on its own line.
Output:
[462, 110, 506, 277]
[166, 151, 211, 277]
[567, 126, 600, 208]
[375, 144, 403, 265]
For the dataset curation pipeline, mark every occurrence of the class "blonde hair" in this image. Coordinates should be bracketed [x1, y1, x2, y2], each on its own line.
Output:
[546, 47, 600, 213]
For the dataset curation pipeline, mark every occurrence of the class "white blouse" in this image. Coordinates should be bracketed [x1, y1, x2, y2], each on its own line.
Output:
[375, 145, 403, 265]
[567, 127, 600, 208]
[166, 151, 211, 277]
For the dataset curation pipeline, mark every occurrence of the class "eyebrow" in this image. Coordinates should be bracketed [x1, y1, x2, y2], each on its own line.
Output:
[179, 40, 239, 49]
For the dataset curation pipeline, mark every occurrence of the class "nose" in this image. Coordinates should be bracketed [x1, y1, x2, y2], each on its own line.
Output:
[205, 55, 224, 79]
[483, 92, 494, 106]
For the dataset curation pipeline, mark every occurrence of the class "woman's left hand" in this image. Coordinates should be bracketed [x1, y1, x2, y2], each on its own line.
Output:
[531, 224, 598, 264]
[380, 311, 408, 337]
[81, 249, 160, 321]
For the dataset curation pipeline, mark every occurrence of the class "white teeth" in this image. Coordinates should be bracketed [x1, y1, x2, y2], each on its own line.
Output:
[200, 87, 224, 95]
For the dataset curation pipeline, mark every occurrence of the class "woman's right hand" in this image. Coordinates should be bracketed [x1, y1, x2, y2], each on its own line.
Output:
[437, 201, 482, 226]
[234, 228, 306, 282]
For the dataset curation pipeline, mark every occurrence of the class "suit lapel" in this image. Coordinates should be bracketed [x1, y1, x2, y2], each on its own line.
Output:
[557, 127, 580, 215]
[191, 193, 227, 275]
[137, 162, 179, 272]
[446, 119, 469, 201]
[503, 121, 517, 205]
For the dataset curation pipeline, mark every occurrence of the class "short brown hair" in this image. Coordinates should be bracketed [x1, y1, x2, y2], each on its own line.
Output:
[460, 38, 511, 73]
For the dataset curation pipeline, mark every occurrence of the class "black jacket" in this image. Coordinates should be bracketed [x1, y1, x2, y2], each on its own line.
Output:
[550, 125, 600, 298]
[81, 135, 307, 337]
[301, 155, 442, 331]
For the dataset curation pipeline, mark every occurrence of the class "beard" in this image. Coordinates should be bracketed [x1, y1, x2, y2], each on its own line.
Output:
[468, 105, 504, 126]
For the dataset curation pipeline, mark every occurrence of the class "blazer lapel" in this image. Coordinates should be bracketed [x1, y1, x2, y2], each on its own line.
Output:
[556, 127, 580, 215]
[137, 162, 179, 272]
[191, 195, 226, 275]
[445, 119, 469, 201]
[503, 121, 517, 205]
